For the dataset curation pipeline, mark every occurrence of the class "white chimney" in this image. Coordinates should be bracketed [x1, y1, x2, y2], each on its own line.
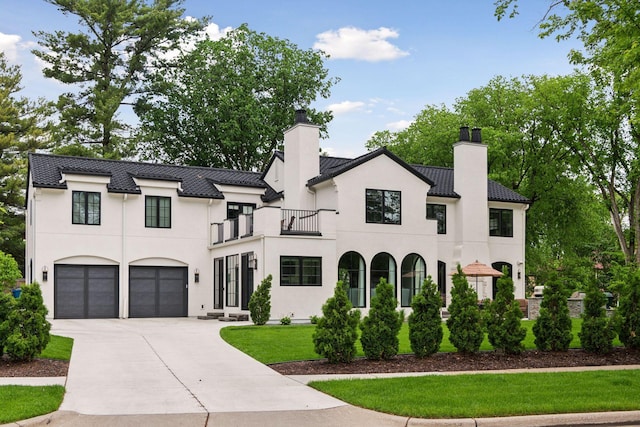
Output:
[453, 127, 490, 263]
[283, 110, 320, 210]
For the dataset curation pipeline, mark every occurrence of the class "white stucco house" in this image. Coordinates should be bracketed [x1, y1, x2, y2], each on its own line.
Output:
[25, 110, 529, 320]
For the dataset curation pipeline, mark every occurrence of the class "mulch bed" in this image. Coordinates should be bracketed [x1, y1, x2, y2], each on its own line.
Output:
[0, 355, 69, 377]
[270, 348, 640, 375]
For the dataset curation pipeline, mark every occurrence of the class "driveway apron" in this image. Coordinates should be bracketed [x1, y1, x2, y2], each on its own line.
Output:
[52, 318, 345, 415]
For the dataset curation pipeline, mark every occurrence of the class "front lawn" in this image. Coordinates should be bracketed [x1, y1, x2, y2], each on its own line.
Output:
[0, 385, 65, 424]
[220, 318, 620, 364]
[0, 334, 73, 424]
[310, 370, 640, 418]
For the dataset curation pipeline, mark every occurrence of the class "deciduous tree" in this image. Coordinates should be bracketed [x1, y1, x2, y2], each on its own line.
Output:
[137, 24, 338, 170]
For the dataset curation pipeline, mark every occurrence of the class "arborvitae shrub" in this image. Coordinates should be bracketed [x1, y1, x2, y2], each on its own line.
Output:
[0, 283, 51, 361]
[248, 274, 272, 325]
[408, 276, 443, 358]
[483, 268, 526, 354]
[360, 278, 404, 360]
[616, 270, 640, 350]
[446, 265, 483, 353]
[312, 281, 361, 363]
[533, 274, 572, 351]
[0, 292, 15, 355]
[579, 280, 615, 353]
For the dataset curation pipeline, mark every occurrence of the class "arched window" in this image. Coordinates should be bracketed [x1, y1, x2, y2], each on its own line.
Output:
[401, 253, 426, 307]
[370, 252, 396, 300]
[339, 251, 366, 308]
[491, 262, 512, 299]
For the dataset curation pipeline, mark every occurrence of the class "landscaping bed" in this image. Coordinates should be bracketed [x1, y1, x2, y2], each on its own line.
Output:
[270, 347, 640, 375]
[0, 356, 69, 377]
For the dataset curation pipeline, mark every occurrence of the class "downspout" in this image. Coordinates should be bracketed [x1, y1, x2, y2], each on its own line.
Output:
[121, 194, 127, 318]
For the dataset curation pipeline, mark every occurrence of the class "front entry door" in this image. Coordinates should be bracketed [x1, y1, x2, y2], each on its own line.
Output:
[241, 253, 254, 310]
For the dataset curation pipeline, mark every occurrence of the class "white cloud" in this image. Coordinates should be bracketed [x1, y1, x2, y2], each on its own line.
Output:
[0, 32, 36, 62]
[386, 120, 412, 131]
[314, 27, 409, 62]
[326, 100, 366, 115]
[202, 22, 233, 41]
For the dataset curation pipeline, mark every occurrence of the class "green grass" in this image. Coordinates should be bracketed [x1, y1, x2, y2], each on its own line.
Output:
[220, 318, 622, 364]
[39, 335, 74, 361]
[0, 335, 73, 424]
[0, 385, 65, 424]
[309, 370, 640, 418]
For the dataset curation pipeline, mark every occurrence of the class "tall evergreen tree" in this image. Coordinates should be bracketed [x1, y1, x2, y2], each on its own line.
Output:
[33, 0, 205, 158]
[580, 280, 615, 353]
[408, 276, 443, 358]
[446, 265, 483, 353]
[616, 269, 640, 350]
[533, 274, 573, 351]
[483, 268, 526, 354]
[360, 278, 404, 360]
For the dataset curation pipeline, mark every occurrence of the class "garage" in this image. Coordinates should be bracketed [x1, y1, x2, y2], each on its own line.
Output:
[54, 265, 119, 319]
[129, 266, 188, 318]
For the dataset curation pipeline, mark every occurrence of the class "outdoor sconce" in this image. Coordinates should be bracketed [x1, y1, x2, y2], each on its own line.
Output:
[42, 266, 48, 282]
[517, 270, 522, 280]
[194, 268, 200, 283]
[248, 253, 257, 270]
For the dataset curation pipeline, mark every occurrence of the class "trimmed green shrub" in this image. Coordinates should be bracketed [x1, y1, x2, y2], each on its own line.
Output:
[446, 265, 483, 353]
[313, 281, 361, 363]
[360, 278, 404, 360]
[0, 292, 16, 354]
[579, 280, 615, 353]
[248, 274, 272, 325]
[280, 316, 291, 325]
[0, 283, 50, 361]
[408, 276, 443, 358]
[483, 268, 526, 354]
[616, 270, 640, 350]
[533, 274, 572, 351]
[0, 251, 21, 292]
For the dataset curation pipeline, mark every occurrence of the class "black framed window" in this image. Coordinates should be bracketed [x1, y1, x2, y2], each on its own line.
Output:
[280, 256, 322, 286]
[426, 203, 446, 234]
[145, 196, 171, 228]
[72, 191, 101, 225]
[366, 189, 401, 224]
[226, 255, 239, 307]
[339, 251, 366, 308]
[489, 208, 513, 237]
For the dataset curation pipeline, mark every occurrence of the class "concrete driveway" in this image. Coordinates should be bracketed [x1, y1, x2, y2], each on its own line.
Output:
[52, 318, 346, 416]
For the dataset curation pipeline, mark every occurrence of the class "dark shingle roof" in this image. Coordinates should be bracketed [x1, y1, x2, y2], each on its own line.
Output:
[29, 150, 529, 205]
[28, 153, 266, 199]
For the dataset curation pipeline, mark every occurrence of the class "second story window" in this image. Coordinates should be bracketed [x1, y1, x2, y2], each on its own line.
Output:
[366, 189, 401, 224]
[72, 191, 101, 225]
[146, 196, 171, 228]
[426, 203, 446, 234]
[489, 208, 513, 237]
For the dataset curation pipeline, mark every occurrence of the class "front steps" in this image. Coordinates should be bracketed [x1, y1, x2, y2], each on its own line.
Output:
[197, 312, 249, 322]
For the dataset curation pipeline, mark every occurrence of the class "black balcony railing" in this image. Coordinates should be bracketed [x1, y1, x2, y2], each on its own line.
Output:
[281, 209, 320, 235]
[213, 223, 224, 244]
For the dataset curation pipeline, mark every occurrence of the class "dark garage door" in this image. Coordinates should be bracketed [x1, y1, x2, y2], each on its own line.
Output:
[129, 266, 188, 318]
[54, 265, 119, 319]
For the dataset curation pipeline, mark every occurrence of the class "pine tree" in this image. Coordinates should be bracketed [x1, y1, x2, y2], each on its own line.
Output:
[248, 275, 272, 325]
[484, 268, 526, 354]
[533, 274, 573, 351]
[312, 282, 361, 363]
[408, 276, 443, 357]
[579, 280, 615, 353]
[446, 265, 483, 353]
[360, 278, 404, 360]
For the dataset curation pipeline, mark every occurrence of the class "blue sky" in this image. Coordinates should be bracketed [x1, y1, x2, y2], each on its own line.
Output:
[1, 0, 581, 158]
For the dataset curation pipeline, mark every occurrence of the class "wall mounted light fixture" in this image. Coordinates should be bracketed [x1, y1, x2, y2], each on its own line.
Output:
[248, 253, 257, 270]
[42, 266, 48, 282]
[194, 268, 200, 283]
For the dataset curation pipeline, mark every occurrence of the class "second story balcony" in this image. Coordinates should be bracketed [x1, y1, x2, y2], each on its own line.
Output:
[210, 207, 333, 246]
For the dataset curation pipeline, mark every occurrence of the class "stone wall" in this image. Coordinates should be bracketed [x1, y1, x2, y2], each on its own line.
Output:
[527, 298, 583, 320]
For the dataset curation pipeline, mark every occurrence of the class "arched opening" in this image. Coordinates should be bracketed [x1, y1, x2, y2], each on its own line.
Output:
[339, 251, 366, 308]
[370, 252, 396, 300]
[400, 253, 426, 307]
[492, 261, 512, 299]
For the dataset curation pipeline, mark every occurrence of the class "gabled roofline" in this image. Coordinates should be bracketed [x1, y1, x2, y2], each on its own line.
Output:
[307, 147, 436, 187]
